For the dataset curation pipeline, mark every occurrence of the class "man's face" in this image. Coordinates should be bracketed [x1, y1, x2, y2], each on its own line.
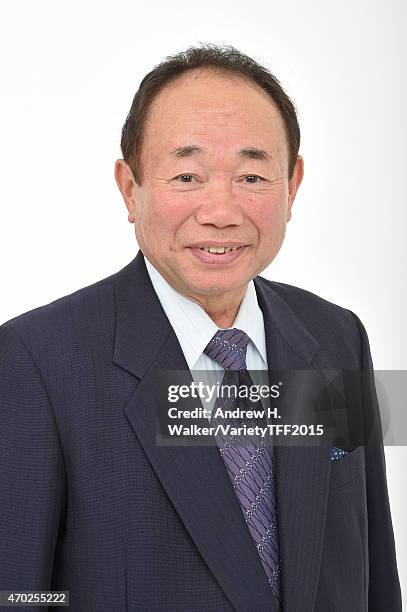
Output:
[117, 69, 303, 301]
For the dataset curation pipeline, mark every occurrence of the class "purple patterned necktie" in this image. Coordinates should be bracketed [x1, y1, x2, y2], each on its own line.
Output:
[204, 328, 281, 603]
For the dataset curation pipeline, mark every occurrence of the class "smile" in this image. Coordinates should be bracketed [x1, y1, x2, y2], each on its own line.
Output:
[199, 245, 243, 254]
[187, 244, 248, 265]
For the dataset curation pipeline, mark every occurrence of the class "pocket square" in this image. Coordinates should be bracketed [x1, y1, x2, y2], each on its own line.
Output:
[331, 446, 348, 461]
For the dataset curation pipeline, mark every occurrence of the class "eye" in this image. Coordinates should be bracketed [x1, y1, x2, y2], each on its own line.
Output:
[174, 174, 195, 183]
[244, 175, 265, 183]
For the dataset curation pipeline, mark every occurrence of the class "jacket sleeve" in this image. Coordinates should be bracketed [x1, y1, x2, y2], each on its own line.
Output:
[350, 312, 402, 611]
[0, 324, 66, 608]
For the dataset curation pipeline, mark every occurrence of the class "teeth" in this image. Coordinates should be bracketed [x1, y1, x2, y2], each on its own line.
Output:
[199, 245, 240, 254]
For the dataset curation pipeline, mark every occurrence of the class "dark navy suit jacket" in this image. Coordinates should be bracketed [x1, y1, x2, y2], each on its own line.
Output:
[0, 251, 401, 611]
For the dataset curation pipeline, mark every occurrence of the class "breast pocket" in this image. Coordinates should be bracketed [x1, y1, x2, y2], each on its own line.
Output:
[329, 446, 365, 490]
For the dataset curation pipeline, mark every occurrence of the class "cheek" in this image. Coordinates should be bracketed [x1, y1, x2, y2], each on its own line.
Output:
[139, 191, 190, 237]
[246, 192, 289, 235]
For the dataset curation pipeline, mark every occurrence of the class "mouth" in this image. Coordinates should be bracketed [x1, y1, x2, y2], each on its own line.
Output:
[197, 245, 244, 254]
[187, 243, 248, 265]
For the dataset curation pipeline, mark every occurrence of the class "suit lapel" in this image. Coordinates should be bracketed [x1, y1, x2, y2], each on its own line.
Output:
[254, 277, 333, 612]
[113, 253, 278, 612]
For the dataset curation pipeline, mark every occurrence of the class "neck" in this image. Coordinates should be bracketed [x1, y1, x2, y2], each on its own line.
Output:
[187, 285, 247, 329]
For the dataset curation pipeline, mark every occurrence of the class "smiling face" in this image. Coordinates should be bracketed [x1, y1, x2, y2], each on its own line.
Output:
[115, 69, 304, 307]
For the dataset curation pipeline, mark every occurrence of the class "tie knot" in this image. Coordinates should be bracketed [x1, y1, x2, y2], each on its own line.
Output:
[204, 328, 250, 371]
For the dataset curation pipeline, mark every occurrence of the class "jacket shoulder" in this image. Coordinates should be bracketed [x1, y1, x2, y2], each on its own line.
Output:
[257, 276, 354, 320]
[0, 268, 119, 347]
[255, 275, 367, 366]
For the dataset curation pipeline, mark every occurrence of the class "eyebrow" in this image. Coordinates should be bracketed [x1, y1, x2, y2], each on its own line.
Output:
[170, 145, 272, 161]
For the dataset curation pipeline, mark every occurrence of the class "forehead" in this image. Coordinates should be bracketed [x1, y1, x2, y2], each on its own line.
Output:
[143, 69, 287, 152]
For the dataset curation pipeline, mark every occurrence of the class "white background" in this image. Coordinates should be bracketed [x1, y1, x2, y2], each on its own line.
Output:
[1, 0, 406, 601]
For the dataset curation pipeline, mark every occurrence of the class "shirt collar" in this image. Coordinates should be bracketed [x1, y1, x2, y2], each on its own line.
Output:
[144, 255, 268, 370]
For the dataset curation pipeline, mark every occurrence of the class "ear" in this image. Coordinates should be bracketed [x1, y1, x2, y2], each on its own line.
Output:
[114, 159, 138, 224]
[287, 155, 304, 222]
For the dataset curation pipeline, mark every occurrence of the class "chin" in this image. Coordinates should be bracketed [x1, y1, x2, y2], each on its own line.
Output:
[186, 277, 248, 297]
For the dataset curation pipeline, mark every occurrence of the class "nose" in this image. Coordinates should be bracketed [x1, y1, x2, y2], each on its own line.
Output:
[194, 181, 244, 228]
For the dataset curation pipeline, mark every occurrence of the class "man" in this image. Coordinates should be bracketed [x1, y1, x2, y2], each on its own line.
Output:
[0, 45, 401, 611]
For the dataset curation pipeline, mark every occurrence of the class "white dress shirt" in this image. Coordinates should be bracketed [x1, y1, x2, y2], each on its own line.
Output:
[144, 258, 271, 419]
[144, 256, 269, 374]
